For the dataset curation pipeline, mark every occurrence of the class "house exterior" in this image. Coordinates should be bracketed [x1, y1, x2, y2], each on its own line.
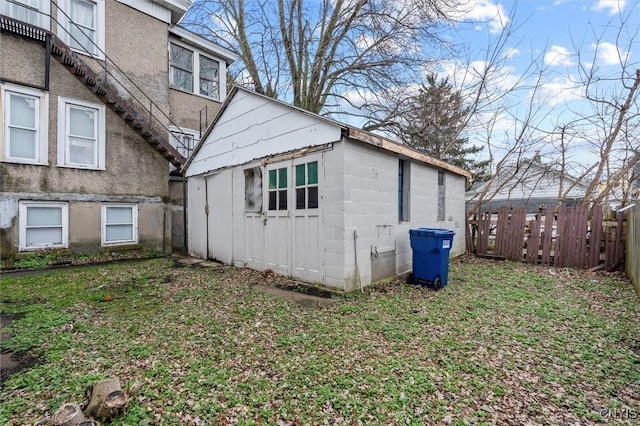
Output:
[0, 0, 235, 258]
[184, 87, 471, 291]
[466, 154, 589, 215]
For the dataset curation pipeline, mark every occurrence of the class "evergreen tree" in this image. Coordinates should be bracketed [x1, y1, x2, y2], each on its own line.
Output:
[402, 74, 490, 182]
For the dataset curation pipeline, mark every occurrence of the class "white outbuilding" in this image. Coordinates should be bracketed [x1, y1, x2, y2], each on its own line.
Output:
[183, 87, 471, 291]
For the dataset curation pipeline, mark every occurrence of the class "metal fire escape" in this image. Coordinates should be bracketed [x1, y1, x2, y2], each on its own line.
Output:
[0, 4, 193, 171]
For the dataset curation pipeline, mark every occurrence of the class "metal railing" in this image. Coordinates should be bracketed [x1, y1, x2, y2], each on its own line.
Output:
[2, 1, 196, 162]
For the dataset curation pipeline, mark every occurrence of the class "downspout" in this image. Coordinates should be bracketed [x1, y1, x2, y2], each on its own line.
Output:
[353, 229, 363, 292]
[183, 176, 188, 253]
[204, 176, 209, 259]
[44, 33, 51, 91]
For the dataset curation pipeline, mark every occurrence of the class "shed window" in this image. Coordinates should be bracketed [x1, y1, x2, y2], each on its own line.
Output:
[295, 161, 319, 209]
[244, 167, 263, 213]
[398, 159, 410, 221]
[268, 167, 287, 210]
[438, 170, 445, 221]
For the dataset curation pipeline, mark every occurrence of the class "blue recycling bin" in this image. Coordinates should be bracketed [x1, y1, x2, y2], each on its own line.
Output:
[408, 228, 455, 289]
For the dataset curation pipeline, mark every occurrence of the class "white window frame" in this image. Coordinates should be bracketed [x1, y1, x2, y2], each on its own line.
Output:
[57, 0, 105, 60]
[0, 0, 51, 29]
[168, 126, 199, 159]
[19, 201, 69, 251]
[1, 83, 49, 165]
[57, 96, 106, 170]
[101, 203, 139, 246]
[169, 40, 222, 101]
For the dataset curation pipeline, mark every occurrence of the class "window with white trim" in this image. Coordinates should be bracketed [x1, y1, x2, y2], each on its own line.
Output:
[19, 201, 69, 251]
[0, 0, 50, 29]
[169, 126, 199, 159]
[57, 96, 105, 169]
[57, 0, 105, 59]
[169, 41, 221, 101]
[102, 204, 138, 246]
[1, 83, 48, 164]
[295, 161, 319, 209]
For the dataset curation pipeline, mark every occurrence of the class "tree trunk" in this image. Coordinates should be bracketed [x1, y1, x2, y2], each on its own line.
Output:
[50, 403, 96, 426]
[83, 378, 127, 420]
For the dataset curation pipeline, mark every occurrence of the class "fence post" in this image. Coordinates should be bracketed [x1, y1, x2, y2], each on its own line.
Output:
[626, 205, 639, 300]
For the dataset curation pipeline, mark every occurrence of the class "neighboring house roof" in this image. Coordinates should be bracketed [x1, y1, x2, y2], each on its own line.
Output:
[466, 154, 590, 212]
[183, 86, 471, 178]
[467, 197, 584, 214]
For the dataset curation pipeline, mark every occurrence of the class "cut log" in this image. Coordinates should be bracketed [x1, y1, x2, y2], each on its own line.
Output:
[83, 378, 128, 420]
[50, 403, 95, 426]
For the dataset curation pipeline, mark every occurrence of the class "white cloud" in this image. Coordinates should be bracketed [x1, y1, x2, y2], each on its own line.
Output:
[591, 0, 627, 15]
[544, 45, 575, 66]
[505, 47, 520, 59]
[450, 1, 509, 34]
[592, 41, 628, 66]
[533, 77, 582, 107]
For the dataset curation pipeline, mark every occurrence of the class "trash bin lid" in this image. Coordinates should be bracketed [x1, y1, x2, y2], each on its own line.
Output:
[410, 228, 455, 237]
[410, 228, 436, 237]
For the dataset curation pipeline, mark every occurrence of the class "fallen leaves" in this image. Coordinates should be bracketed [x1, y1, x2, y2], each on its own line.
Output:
[1, 257, 639, 425]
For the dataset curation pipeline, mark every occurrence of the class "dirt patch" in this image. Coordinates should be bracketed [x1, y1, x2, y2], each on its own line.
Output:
[1, 313, 40, 387]
[252, 285, 338, 309]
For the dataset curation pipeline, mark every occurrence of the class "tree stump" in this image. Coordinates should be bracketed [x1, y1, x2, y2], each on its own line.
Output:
[50, 403, 96, 426]
[83, 378, 128, 420]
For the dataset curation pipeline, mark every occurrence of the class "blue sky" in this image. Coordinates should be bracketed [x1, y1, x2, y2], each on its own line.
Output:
[436, 0, 639, 168]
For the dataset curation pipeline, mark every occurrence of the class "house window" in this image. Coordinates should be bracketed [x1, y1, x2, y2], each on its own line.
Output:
[438, 170, 445, 221]
[169, 41, 221, 101]
[1, 83, 48, 164]
[57, 97, 105, 169]
[268, 167, 288, 211]
[57, 0, 105, 59]
[169, 126, 199, 160]
[19, 202, 69, 251]
[199, 56, 220, 99]
[169, 43, 193, 92]
[244, 167, 262, 213]
[1, 0, 50, 28]
[295, 161, 319, 209]
[102, 204, 138, 245]
[398, 160, 410, 221]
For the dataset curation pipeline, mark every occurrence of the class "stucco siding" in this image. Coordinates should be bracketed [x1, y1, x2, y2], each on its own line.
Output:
[169, 89, 222, 133]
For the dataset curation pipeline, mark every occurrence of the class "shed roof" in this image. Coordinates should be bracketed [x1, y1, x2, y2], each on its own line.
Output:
[183, 86, 471, 178]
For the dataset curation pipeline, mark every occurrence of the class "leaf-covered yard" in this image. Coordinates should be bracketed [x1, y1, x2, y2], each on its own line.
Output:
[1, 256, 638, 425]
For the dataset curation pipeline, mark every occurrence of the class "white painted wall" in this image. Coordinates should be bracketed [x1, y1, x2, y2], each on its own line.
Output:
[185, 90, 342, 177]
[187, 175, 207, 258]
[185, 90, 468, 291]
[335, 141, 467, 290]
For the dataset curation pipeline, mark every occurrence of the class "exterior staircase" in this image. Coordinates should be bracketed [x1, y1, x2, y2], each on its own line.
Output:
[0, 14, 186, 170]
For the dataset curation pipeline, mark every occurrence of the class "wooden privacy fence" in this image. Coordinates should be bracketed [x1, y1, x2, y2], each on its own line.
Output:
[626, 205, 640, 299]
[467, 205, 627, 270]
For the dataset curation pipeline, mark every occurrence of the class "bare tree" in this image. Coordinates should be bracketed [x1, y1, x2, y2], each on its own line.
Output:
[182, 0, 463, 116]
[463, 3, 639, 215]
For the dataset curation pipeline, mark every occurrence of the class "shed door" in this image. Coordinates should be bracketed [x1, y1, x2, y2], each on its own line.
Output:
[264, 164, 291, 275]
[262, 156, 323, 282]
[206, 172, 233, 264]
[291, 156, 322, 283]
